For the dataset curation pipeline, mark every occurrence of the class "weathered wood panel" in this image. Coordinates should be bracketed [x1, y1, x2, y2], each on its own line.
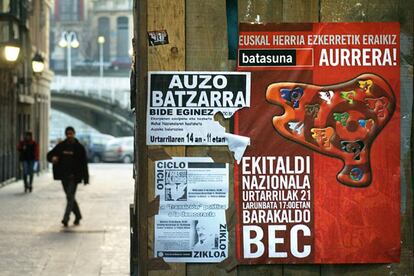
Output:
[147, 0, 185, 71]
[320, 0, 413, 275]
[186, 1, 236, 275]
[135, 0, 413, 275]
[237, 0, 286, 272]
[236, 0, 285, 274]
[146, 1, 186, 276]
[280, 1, 319, 275]
[135, 0, 148, 274]
[237, 0, 320, 275]
[282, 0, 319, 22]
[186, 0, 230, 71]
[239, 0, 283, 23]
[148, 147, 185, 276]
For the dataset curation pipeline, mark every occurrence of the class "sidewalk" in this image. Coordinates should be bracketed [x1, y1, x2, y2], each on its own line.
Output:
[0, 164, 133, 276]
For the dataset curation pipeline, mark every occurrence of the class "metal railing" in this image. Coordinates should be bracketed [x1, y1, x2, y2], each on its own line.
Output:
[51, 76, 131, 109]
[93, 0, 132, 11]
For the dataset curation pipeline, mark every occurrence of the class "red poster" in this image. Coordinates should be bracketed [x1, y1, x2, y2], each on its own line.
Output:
[235, 22, 400, 264]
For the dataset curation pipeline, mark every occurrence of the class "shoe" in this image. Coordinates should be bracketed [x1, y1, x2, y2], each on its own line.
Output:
[61, 220, 68, 227]
[74, 218, 81, 226]
[24, 188, 28, 193]
[29, 187, 32, 193]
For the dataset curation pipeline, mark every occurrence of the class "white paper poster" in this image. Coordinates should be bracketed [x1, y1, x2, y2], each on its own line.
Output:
[146, 72, 251, 146]
[154, 158, 229, 263]
[155, 215, 228, 263]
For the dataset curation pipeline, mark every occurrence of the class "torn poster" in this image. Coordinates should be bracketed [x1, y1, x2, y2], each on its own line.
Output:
[146, 72, 251, 150]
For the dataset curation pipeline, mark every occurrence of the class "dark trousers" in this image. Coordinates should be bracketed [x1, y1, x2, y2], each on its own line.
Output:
[22, 160, 35, 190]
[62, 177, 82, 223]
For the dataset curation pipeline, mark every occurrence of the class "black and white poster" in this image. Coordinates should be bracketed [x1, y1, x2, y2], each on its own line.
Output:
[154, 158, 229, 262]
[147, 72, 251, 146]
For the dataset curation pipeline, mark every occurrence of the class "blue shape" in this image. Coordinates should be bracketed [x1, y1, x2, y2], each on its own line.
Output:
[280, 87, 303, 108]
[358, 119, 366, 127]
[280, 89, 292, 101]
[350, 168, 363, 181]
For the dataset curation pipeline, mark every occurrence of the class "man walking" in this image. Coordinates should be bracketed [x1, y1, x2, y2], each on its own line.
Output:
[47, 126, 89, 227]
[17, 131, 39, 193]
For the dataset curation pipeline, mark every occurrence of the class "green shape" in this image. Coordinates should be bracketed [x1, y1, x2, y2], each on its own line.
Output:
[333, 112, 350, 126]
[340, 91, 356, 104]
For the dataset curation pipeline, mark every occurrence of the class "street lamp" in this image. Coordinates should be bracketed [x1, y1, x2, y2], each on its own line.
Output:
[0, 14, 21, 63]
[4, 45, 20, 62]
[97, 35, 105, 78]
[58, 31, 79, 77]
[32, 52, 45, 74]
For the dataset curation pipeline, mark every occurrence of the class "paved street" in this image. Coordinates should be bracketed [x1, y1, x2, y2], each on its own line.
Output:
[0, 164, 133, 276]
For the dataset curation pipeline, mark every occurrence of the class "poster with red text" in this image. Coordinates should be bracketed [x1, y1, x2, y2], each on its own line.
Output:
[235, 22, 400, 264]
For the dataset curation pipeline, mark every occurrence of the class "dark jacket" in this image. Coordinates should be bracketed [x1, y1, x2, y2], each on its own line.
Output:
[47, 138, 89, 184]
[17, 139, 39, 161]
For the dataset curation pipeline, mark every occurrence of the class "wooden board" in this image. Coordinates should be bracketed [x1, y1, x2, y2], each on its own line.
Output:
[238, 0, 283, 23]
[148, 147, 185, 276]
[282, 0, 319, 22]
[319, 0, 414, 274]
[147, 0, 185, 71]
[146, 1, 186, 276]
[135, 0, 148, 274]
[186, 0, 230, 71]
[186, 1, 236, 275]
[231, 2, 270, 272]
[280, 1, 321, 275]
[134, 0, 414, 275]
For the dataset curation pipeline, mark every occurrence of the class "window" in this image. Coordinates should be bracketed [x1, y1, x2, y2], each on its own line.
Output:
[0, 0, 26, 20]
[0, 0, 11, 13]
[98, 17, 110, 61]
[59, 0, 79, 22]
[116, 16, 129, 58]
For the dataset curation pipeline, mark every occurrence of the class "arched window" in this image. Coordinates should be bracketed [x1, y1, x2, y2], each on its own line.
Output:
[98, 17, 110, 61]
[117, 17, 129, 58]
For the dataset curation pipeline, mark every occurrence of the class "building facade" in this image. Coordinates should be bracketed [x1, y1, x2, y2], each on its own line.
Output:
[50, 0, 133, 75]
[0, 0, 52, 185]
